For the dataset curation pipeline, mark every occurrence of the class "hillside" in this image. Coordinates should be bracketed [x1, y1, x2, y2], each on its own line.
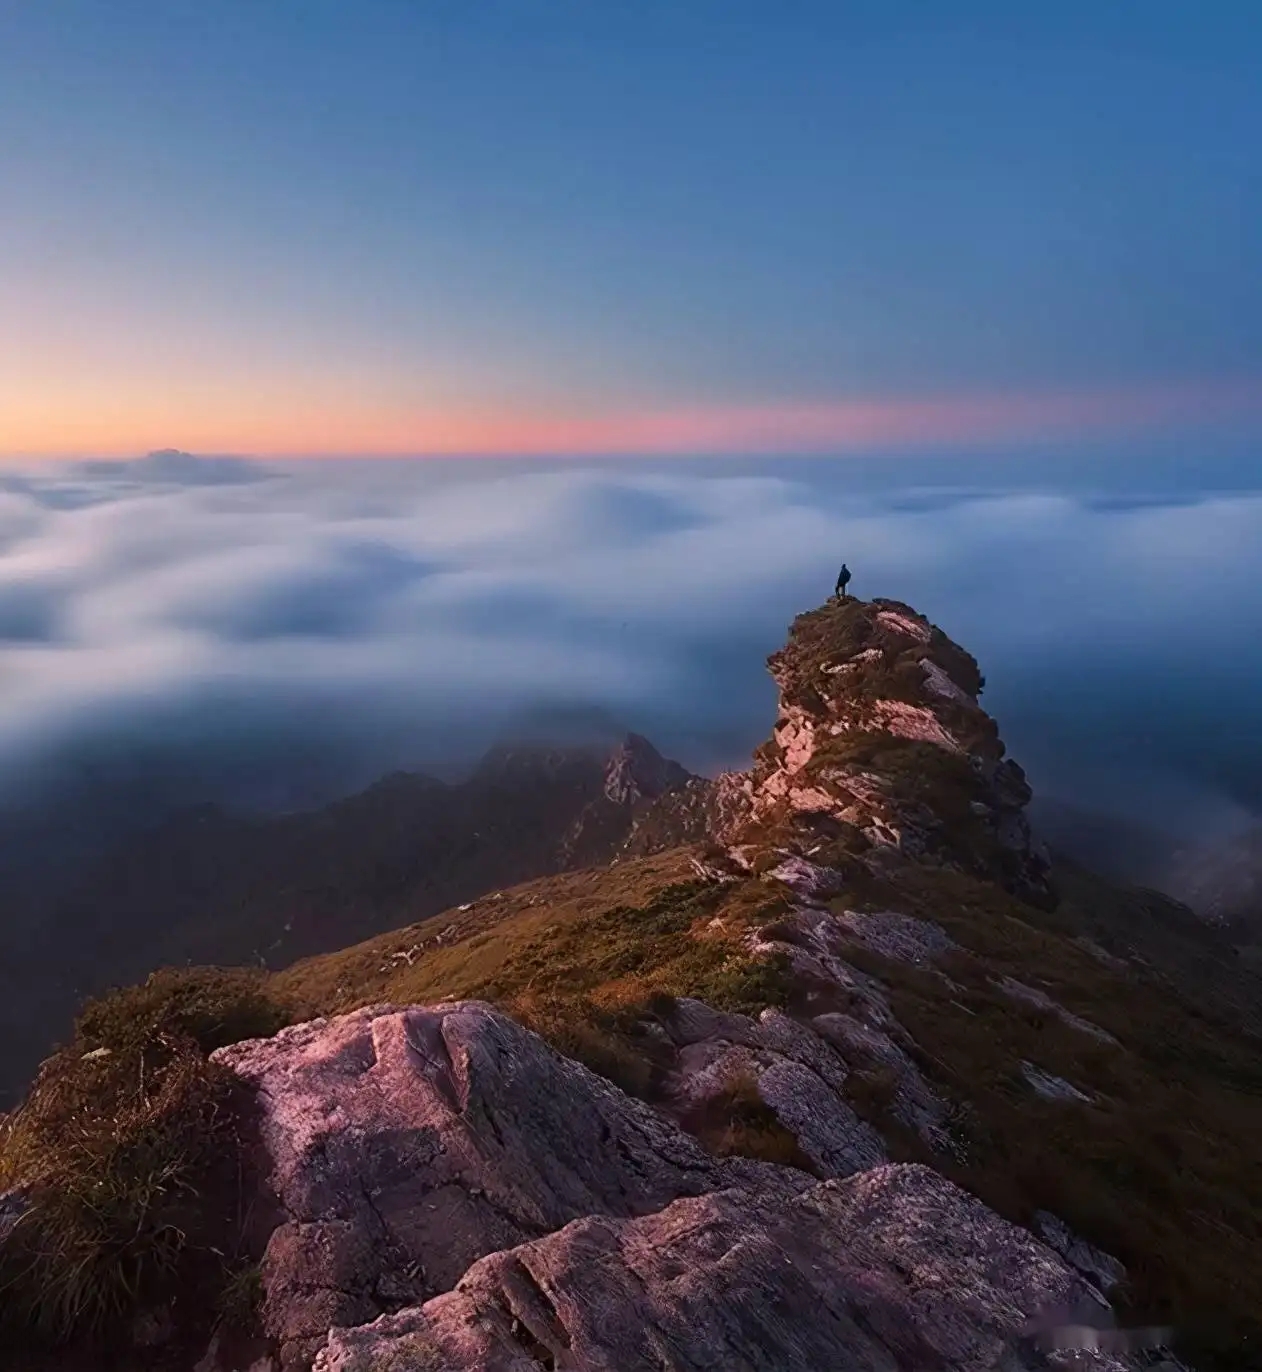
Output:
[2, 597, 1260, 1371]
[0, 733, 692, 1106]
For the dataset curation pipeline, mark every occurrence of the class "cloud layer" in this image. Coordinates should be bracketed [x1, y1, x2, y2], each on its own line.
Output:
[0, 451, 1259, 836]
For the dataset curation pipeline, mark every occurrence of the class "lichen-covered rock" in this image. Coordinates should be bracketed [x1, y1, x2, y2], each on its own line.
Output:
[213, 1001, 807, 1370]
[995, 977, 1120, 1046]
[313, 1164, 1128, 1372]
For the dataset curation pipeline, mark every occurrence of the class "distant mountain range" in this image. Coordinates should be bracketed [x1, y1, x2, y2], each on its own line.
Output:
[0, 732, 693, 1106]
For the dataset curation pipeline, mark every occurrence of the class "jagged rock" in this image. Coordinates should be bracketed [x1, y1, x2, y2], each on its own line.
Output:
[691, 598, 1052, 901]
[1034, 1210, 1127, 1295]
[812, 1012, 953, 1151]
[995, 977, 1120, 1046]
[1021, 1062, 1093, 1104]
[764, 854, 848, 903]
[213, 1001, 807, 1370]
[601, 733, 690, 806]
[660, 998, 887, 1178]
[313, 1164, 1129, 1372]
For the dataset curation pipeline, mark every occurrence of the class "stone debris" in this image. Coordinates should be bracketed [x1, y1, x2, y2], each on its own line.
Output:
[1021, 1061, 1093, 1104]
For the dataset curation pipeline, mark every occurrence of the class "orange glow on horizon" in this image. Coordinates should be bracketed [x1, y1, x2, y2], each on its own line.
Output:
[2, 379, 1260, 460]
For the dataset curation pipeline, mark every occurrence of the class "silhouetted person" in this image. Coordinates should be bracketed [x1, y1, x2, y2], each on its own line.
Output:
[835, 563, 852, 599]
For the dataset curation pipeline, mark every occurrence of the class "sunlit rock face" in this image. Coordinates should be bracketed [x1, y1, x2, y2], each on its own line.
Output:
[633, 597, 1052, 902]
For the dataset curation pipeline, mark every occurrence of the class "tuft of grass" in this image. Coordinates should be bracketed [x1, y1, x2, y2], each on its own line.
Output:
[0, 968, 291, 1351]
[690, 1071, 818, 1174]
[215, 1260, 263, 1334]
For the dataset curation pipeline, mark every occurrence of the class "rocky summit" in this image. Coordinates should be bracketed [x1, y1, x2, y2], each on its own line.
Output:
[2, 598, 1259, 1372]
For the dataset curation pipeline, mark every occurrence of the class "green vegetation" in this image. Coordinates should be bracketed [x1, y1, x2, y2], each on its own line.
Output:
[0, 968, 291, 1352]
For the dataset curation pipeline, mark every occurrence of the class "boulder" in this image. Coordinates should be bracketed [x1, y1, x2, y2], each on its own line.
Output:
[214, 1001, 807, 1369]
[314, 1164, 1130, 1372]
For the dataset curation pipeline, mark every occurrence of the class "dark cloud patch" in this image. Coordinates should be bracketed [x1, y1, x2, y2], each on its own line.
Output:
[75, 449, 275, 487]
[0, 582, 61, 642]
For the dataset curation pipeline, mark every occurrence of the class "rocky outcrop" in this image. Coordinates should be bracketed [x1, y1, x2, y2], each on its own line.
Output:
[314, 1164, 1128, 1372]
[213, 1001, 806, 1370]
[632, 598, 1052, 901]
[657, 997, 888, 1178]
[601, 733, 691, 805]
[212, 998, 1168, 1372]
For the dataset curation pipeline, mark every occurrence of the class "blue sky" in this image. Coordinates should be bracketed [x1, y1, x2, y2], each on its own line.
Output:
[2, 1, 1260, 454]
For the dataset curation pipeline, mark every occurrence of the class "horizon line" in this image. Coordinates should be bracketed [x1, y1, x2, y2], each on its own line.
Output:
[3, 377, 1260, 462]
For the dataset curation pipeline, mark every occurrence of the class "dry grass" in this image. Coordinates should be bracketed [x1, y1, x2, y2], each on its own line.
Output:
[0, 969, 290, 1354]
[689, 1071, 819, 1174]
[274, 850, 796, 1094]
[828, 867, 1262, 1370]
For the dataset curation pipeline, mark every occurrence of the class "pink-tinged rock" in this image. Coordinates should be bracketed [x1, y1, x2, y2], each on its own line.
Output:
[772, 707, 818, 773]
[921, 657, 975, 706]
[213, 1002, 807, 1370]
[313, 1164, 1125, 1372]
[875, 609, 933, 643]
[871, 698, 965, 752]
[765, 854, 848, 903]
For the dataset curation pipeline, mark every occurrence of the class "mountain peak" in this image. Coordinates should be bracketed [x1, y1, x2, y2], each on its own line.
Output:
[602, 732, 691, 805]
[702, 597, 1050, 900]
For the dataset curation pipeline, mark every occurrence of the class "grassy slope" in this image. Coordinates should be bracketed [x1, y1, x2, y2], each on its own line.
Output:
[270, 845, 1262, 1364]
[4, 844, 1261, 1368]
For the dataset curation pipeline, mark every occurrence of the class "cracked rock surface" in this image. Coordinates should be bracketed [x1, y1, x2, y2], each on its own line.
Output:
[213, 1001, 807, 1370]
[314, 1164, 1129, 1372]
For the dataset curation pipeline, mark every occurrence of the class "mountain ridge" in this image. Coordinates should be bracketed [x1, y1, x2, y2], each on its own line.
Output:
[2, 596, 1259, 1371]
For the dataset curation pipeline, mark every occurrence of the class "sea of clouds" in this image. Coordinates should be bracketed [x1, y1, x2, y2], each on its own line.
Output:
[0, 450, 1259, 840]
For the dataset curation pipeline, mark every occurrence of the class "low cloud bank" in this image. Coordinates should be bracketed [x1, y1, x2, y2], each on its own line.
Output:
[0, 451, 1258, 843]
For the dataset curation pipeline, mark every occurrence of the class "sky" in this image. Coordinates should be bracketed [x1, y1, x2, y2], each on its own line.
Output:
[2, 1, 1261, 457]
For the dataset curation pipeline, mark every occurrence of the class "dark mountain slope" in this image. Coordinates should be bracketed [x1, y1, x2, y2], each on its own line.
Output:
[0, 733, 693, 1106]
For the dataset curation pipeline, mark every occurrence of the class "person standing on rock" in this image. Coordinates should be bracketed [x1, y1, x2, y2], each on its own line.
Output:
[835, 563, 852, 599]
